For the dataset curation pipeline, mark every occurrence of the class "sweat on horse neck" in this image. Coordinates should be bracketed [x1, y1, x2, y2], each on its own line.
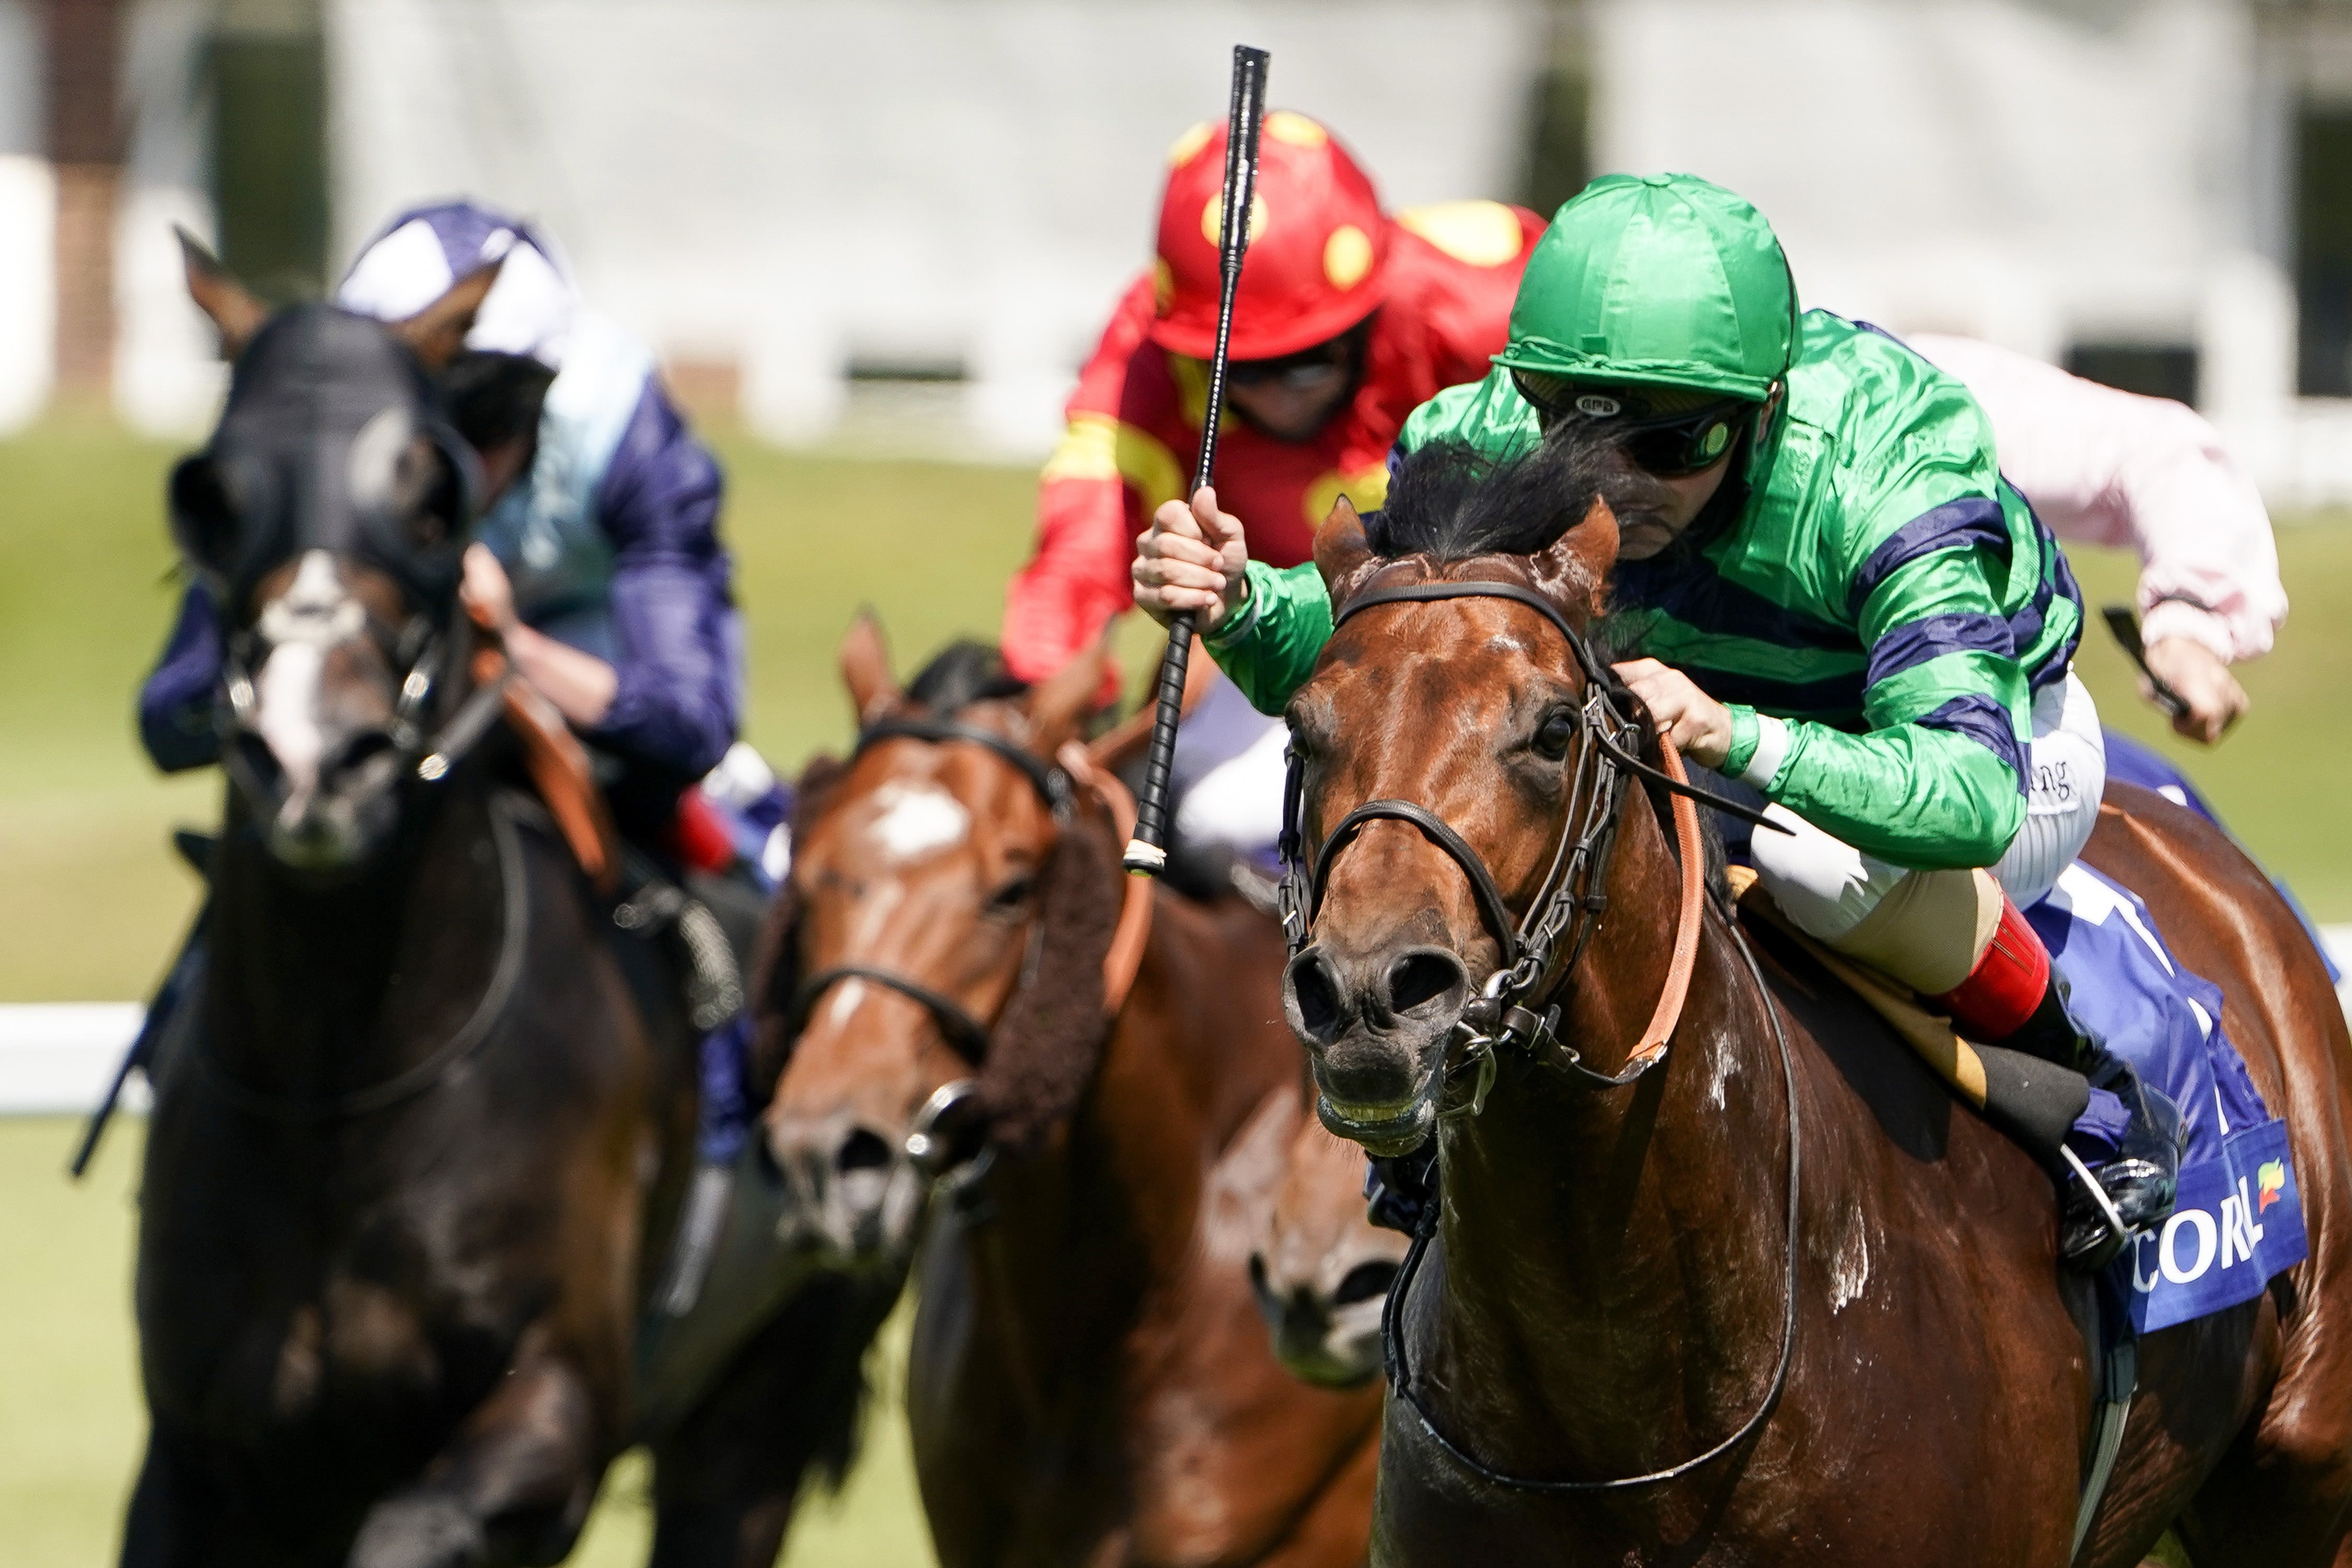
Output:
[1410, 794, 1797, 1484]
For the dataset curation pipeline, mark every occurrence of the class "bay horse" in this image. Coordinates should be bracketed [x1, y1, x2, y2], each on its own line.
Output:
[754, 619, 1382, 1566]
[127, 247, 889, 1567]
[1276, 435, 2352, 1564]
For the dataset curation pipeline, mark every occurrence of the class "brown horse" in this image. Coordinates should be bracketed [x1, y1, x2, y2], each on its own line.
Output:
[1250, 1115, 1409, 1390]
[127, 250, 890, 1568]
[1276, 447, 2352, 1564]
[755, 621, 1381, 1567]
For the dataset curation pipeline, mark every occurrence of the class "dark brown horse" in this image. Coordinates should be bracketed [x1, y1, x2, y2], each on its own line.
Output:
[755, 620, 1381, 1566]
[1277, 458, 2352, 1563]
[126, 251, 889, 1568]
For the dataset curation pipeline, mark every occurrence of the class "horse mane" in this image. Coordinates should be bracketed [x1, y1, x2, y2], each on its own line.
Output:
[1366, 422, 1635, 563]
[906, 640, 1029, 714]
[976, 801, 1121, 1152]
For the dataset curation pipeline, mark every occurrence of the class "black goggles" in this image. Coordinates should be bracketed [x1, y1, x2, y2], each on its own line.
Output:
[1228, 339, 1354, 389]
[1511, 372, 1751, 477]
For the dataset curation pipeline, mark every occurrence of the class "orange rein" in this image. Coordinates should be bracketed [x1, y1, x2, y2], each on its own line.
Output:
[464, 604, 621, 897]
[1062, 739, 1155, 1015]
[1627, 733, 1707, 1070]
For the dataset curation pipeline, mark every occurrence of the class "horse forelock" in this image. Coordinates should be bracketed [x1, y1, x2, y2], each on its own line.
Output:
[1367, 424, 1632, 566]
[904, 640, 1029, 718]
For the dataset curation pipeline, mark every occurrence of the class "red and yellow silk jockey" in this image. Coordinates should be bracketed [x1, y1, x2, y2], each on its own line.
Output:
[1001, 112, 1542, 858]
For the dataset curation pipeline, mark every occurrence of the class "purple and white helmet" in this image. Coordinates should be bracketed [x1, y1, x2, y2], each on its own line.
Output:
[336, 200, 579, 369]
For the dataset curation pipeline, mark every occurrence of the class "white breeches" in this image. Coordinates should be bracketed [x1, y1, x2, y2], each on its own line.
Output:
[1755, 671, 2104, 985]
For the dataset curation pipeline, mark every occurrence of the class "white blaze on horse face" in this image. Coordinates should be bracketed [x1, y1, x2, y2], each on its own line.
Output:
[825, 977, 869, 1033]
[864, 781, 970, 863]
[254, 551, 366, 805]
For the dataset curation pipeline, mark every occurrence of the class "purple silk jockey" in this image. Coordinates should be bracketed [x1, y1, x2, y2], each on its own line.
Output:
[123, 202, 782, 1173]
[141, 200, 755, 852]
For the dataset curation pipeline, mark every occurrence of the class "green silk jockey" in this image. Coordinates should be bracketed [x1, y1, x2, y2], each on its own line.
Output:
[1140, 172, 2181, 1268]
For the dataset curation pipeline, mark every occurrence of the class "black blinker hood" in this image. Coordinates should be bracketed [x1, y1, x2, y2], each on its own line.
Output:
[179, 304, 481, 616]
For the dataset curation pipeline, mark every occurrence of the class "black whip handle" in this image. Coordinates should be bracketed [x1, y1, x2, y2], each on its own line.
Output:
[1125, 43, 1269, 875]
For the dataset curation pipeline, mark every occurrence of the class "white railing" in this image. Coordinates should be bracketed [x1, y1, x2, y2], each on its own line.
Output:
[5, 929, 2348, 1116]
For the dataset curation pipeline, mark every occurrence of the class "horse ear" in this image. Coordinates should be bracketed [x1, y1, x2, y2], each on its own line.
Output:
[1313, 494, 1382, 613]
[839, 610, 899, 724]
[1028, 629, 1110, 757]
[393, 258, 505, 372]
[1529, 493, 1619, 617]
[177, 227, 268, 360]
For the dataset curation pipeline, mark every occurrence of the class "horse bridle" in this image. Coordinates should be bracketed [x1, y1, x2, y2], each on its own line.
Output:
[785, 714, 1076, 1073]
[1283, 573, 1804, 1495]
[217, 597, 513, 826]
[1277, 577, 1781, 1096]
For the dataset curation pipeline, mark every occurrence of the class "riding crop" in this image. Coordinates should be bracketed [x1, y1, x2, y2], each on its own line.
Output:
[1122, 42, 1269, 876]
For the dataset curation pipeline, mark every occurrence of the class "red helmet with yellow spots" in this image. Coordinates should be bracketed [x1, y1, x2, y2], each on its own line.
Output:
[1149, 110, 1389, 362]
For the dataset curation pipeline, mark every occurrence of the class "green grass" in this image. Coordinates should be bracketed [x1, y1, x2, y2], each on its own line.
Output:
[2060, 521, 2352, 919]
[0, 419, 1182, 1003]
[3, 414, 2350, 1563]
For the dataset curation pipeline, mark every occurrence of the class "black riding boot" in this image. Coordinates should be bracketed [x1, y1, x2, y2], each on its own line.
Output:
[1997, 980, 2186, 1270]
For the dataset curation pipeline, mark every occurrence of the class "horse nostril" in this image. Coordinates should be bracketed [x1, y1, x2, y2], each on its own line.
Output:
[1286, 950, 1347, 1043]
[1248, 1252, 1271, 1295]
[835, 1127, 894, 1176]
[1387, 949, 1466, 1015]
[1333, 1258, 1401, 1306]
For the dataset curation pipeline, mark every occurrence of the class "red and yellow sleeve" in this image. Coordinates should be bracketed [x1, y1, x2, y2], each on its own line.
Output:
[1002, 276, 1191, 690]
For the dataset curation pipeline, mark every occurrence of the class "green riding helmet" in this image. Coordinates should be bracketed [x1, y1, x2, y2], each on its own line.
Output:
[1496, 172, 1799, 482]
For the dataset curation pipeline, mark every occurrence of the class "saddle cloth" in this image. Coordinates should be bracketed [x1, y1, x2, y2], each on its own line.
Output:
[1734, 861, 2307, 1333]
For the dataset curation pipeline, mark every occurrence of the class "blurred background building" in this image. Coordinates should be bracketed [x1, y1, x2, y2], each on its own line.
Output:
[7, 0, 2352, 502]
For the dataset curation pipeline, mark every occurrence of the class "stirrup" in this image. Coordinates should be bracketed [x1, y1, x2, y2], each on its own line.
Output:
[2058, 1146, 2135, 1271]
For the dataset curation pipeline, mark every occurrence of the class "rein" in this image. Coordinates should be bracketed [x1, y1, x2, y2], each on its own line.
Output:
[1288, 573, 1802, 1493]
[788, 713, 1153, 1068]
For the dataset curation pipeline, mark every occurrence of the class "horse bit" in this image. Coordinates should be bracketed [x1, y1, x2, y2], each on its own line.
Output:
[217, 597, 512, 826]
[1277, 573, 1805, 1497]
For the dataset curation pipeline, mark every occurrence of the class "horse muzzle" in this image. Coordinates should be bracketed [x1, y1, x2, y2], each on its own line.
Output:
[1285, 940, 1470, 1157]
[227, 724, 408, 874]
[767, 1105, 926, 1270]
[1250, 1249, 1400, 1390]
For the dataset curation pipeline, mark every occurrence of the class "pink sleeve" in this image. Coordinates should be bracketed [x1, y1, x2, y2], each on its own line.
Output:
[1907, 335, 2287, 662]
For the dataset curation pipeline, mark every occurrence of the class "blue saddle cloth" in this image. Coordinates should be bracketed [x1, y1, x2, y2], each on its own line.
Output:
[2027, 861, 2308, 1332]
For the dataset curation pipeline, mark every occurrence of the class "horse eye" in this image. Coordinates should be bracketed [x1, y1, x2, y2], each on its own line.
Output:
[986, 875, 1035, 914]
[1532, 709, 1577, 760]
